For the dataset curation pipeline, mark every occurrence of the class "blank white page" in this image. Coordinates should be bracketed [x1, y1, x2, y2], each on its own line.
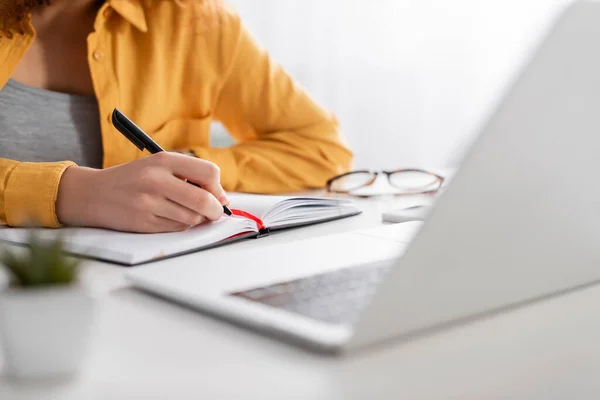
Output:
[228, 193, 360, 228]
[0, 217, 255, 265]
[227, 194, 290, 219]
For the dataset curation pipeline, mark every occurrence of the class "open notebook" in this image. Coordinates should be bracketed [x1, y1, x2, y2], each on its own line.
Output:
[0, 194, 360, 265]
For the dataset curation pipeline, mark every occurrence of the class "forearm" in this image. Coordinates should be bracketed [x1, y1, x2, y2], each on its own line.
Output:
[191, 127, 353, 193]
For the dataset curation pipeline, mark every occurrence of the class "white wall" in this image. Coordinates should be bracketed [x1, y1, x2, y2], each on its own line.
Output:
[223, 0, 571, 170]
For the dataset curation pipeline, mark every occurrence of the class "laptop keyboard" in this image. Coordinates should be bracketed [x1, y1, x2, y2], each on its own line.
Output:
[229, 264, 390, 325]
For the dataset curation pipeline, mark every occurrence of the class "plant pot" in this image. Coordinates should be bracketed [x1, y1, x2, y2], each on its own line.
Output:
[0, 285, 96, 380]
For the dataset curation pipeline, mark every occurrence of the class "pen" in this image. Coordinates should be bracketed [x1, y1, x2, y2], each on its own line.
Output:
[111, 108, 232, 216]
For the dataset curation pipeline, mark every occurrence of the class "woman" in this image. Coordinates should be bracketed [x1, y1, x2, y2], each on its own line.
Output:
[0, 0, 352, 232]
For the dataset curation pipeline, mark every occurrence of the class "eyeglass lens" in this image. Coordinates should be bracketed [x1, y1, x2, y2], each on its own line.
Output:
[388, 170, 441, 191]
[328, 171, 376, 192]
[329, 170, 441, 193]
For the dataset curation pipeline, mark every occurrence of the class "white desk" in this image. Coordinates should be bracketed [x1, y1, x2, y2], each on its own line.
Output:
[3, 193, 600, 399]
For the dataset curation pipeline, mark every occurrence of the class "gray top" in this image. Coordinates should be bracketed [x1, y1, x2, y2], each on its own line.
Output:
[0, 79, 103, 168]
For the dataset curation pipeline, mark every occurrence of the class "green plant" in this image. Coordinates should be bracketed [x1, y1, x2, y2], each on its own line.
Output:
[1, 232, 80, 288]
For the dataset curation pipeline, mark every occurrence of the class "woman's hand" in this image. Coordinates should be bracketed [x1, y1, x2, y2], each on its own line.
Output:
[56, 152, 229, 233]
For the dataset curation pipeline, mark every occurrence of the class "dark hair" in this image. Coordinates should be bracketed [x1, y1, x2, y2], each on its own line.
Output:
[0, 0, 54, 36]
[0, 0, 221, 37]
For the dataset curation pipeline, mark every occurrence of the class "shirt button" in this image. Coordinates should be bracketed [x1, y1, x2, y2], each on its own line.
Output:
[93, 51, 104, 61]
[103, 8, 113, 18]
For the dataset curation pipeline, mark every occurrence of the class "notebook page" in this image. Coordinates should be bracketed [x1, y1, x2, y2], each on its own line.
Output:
[228, 193, 293, 220]
[0, 217, 255, 265]
[267, 205, 361, 229]
[229, 194, 358, 221]
[262, 198, 360, 229]
[264, 198, 355, 219]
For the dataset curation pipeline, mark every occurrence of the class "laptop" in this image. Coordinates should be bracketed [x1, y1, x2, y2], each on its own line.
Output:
[127, 1, 600, 352]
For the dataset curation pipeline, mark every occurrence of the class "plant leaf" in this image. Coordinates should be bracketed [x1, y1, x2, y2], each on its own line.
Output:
[0, 230, 80, 288]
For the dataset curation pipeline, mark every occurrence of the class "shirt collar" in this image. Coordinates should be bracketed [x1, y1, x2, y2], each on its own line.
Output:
[109, 0, 148, 33]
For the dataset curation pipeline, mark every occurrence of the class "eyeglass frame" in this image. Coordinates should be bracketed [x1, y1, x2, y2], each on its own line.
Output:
[326, 168, 445, 195]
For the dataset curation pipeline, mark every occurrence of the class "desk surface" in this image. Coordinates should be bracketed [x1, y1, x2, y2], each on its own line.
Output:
[2, 192, 600, 399]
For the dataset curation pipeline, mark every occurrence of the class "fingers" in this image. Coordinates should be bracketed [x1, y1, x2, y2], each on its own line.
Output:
[149, 216, 191, 233]
[155, 153, 229, 206]
[154, 198, 207, 227]
[160, 175, 224, 221]
[126, 215, 190, 234]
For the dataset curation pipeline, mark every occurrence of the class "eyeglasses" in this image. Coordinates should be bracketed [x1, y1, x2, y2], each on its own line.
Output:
[326, 169, 445, 197]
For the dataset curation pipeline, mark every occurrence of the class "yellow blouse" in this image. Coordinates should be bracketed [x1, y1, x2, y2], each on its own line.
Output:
[0, 0, 352, 227]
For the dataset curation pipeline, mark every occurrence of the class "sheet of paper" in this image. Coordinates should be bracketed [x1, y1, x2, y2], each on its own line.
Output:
[227, 193, 289, 220]
[0, 217, 255, 265]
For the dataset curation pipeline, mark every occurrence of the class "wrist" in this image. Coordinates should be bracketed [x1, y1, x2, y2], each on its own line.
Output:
[56, 166, 99, 226]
